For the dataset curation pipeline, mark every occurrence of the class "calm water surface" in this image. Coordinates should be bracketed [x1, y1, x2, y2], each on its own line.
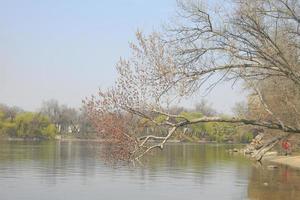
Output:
[0, 141, 299, 200]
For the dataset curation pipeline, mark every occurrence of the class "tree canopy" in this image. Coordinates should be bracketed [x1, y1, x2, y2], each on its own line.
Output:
[85, 0, 300, 162]
[0, 105, 57, 139]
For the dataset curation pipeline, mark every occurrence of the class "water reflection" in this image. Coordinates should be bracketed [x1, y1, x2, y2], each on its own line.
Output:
[248, 164, 300, 200]
[0, 141, 299, 200]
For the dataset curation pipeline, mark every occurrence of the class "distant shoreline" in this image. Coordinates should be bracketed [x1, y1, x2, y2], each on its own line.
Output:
[0, 136, 243, 144]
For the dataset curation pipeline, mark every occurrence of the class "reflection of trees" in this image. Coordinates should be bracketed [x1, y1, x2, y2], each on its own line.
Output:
[2, 141, 300, 199]
[248, 165, 300, 200]
[145, 144, 249, 168]
[0, 142, 252, 185]
[134, 144, 252, 185]
[0, 141, 99, 185]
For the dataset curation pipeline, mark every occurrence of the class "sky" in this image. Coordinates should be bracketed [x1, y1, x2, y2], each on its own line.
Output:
[0, 0, 246, 114]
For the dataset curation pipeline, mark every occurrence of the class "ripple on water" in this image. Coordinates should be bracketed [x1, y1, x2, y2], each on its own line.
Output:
[0, 142, 300, 200]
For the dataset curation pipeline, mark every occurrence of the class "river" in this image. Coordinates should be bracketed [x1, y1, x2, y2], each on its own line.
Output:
[0, 141, 299, 200]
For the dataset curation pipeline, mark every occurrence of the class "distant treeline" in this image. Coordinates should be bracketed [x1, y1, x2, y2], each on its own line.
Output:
[0, 99, 254, 142]
[0, 100, 94, 139]
[139, 100, 254, 143]
[0, 105, 57, 139]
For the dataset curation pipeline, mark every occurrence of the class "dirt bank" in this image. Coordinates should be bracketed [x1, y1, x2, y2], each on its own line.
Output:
[268, 156, 300, 169]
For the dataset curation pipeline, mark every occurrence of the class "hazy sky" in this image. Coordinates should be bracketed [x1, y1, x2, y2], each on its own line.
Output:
[0, 0, 246, 113]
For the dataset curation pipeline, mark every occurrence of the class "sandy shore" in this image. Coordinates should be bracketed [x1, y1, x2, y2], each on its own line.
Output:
[268, 156, 300, 169]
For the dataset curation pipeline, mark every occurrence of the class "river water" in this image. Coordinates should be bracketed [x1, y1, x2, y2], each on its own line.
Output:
[0, 141, 299, 200]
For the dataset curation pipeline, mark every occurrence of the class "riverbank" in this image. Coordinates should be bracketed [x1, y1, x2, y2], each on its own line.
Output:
[0, 136, 111, 143]
[0, 136, 50, 141]
[268, 156, 300, 169]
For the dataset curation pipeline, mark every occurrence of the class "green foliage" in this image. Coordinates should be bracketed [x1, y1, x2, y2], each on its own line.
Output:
[42, 124, 57, 139]
[0, 110, 57, 139]
[139, 114, 169, 127]
[0, 111, 4, 120]
[0, 110, 16, 135]
[0, 121, 16, 135]
[204, 122, 236, 142]
[179, 112, 205, 137]
[143, 111, 248, 143]
[177, 112, 237, 142]
[240, 132, 254, 143]
[14, 113, 57, 138]
[179, 112, 203, 121]
[154, 115, 168, 124]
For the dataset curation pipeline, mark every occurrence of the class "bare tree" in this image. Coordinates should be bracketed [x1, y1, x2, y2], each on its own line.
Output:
[232, 101, 248, 118]
[40, 100, 81, 134]
[194, 100, 217, 116]
[85, 0, 300, 162]
[40, 100, 61, 131]
[0, 104, 23, 122]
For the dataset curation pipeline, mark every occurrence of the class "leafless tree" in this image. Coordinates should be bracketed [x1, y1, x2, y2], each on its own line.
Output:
[40, 100, 83, 134]
[0, 104, 23, 122]
[85, 0, 300, 162]
[194, 100, 217, 116]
